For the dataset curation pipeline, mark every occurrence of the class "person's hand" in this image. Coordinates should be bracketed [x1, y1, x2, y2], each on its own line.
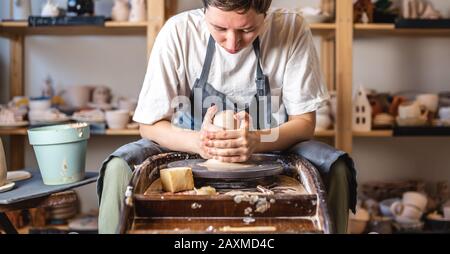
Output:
[197, 106, 222, 159]
[204, 111, 260, 163]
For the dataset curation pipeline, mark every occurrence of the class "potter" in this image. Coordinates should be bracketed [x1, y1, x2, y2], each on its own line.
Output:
[97, 0, 357, 234]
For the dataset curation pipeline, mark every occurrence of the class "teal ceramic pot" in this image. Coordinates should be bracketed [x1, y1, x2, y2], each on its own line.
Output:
[28, 123, 90, 185]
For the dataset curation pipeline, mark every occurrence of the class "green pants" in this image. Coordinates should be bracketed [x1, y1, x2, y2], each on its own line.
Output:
[99, 158, 350, 234]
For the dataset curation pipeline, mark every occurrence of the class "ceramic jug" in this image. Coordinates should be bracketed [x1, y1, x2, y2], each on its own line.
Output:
[13, 0, 32, 20]
[0, 138, 7, 187]
[112, 0, 130, 22]
[129, 0, 147, 22]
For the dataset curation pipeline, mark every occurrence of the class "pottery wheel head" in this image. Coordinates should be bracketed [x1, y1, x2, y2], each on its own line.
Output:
[167, 159, 283, 180]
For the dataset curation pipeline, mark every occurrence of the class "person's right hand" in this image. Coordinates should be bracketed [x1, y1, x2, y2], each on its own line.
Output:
[197, 106, 222, 159]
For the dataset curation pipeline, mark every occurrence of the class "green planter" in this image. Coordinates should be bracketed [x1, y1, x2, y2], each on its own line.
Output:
[28, 123, 90, 185]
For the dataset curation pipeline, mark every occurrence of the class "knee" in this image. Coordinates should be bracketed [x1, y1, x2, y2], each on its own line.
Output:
[103, 157, 132, 186]
[330, 158, 350, 179]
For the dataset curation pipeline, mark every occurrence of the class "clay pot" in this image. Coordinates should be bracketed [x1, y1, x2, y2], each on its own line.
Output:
[213, 110, 239, 130]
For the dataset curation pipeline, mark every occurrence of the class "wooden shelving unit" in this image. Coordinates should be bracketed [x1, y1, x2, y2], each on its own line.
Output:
[0, 127, 336, 138]
[0, 0, 168, 170]
[0, 21, 148, 36]
[0, 0, 357, 169]
[354, 23, 450, 36]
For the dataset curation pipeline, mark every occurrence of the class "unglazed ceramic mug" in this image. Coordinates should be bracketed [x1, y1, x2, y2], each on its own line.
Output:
[390, 202, 423, 221]
[402, 191, 428, 212]
[398, 101, 426, 119]
[417, 94, 439, 113]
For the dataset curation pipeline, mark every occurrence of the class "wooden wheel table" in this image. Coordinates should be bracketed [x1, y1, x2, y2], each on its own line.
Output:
[119, 153, 333, 234]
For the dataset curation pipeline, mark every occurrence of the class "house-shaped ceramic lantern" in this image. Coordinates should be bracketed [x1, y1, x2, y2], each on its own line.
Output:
[353, 87, 372, 132]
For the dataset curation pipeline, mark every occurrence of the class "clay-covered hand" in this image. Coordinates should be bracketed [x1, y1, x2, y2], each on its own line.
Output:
[197, 106, 222, 160]
[204, 111, 260, 163]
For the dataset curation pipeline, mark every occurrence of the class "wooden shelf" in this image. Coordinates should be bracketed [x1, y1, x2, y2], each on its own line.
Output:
[310, 23, 336, 36]
[0, 21, 147, 36]
[310, 23, 336, 30]
[354, 23, 450, 36]
[1, 128, 336, 138]
[0, 128, 28, 136]
[0, 127, 140, 137]
[353, 130, 393, 137]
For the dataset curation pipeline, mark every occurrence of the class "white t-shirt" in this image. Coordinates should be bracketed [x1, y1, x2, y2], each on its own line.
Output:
[133, 8, 329, 127]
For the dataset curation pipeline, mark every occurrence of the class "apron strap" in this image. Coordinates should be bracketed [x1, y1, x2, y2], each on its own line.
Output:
[253, 37, 265, 83]
[198, 36, 216, 85]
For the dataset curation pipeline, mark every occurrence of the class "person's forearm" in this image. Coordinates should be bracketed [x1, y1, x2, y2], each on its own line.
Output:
[139, 121, 200, 154]
[255, 118, 315, 153]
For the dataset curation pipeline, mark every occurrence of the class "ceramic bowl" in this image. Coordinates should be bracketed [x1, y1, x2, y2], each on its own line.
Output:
[105, 110, 130, 130]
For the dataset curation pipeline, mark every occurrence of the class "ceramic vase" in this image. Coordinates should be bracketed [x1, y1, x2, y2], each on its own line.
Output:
[129, 0, 147, 22]
[112, 0, 130, 22]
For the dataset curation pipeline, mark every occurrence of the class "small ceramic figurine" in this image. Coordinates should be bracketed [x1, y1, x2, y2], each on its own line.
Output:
[353, 0, 374, 23]
[42, 76, 55, 98]
[129, 0, 147, 22]
[41, 0, 60, 17]
[112, 0, 130, 22]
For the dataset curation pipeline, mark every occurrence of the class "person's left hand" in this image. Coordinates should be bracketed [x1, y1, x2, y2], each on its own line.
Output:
[203, 111, 260, 163]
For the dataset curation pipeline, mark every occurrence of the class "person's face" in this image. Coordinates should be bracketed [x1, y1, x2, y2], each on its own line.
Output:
[205, 7, 265, 54]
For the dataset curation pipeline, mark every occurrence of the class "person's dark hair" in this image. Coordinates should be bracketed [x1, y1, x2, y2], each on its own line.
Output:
[202, 0, 272, 14]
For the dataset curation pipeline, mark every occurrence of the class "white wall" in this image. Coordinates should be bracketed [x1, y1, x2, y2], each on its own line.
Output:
[1, 0, 450, 213]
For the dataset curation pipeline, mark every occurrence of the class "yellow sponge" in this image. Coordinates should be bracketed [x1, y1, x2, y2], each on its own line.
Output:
[160, 167, 195, 193]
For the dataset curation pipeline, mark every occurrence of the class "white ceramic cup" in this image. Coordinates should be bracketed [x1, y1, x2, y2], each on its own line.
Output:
[398, 101, 425, 119]
[439, 107, 450, 120]
[105, 110, 130, 130]
[0, 138, 7, 187]
[417, 94, 439, 113]
[29, 99, 51, 111]
[390, 202, 423, 221]
[402, 191, 428, 212]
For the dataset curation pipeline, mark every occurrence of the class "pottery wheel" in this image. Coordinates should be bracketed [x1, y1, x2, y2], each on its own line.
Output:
[168, 159, 283, 180]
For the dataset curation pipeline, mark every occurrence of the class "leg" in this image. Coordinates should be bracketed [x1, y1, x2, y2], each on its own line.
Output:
[288, 140, 356, 234]
[98, 157, 132, 234]
[326, 158, 351, 234]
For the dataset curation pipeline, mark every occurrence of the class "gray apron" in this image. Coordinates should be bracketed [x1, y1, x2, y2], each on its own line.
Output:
[97, 36, 357, 212]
